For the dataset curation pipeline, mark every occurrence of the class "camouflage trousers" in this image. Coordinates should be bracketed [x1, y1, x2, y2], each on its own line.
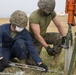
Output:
[26, 32, 62, 65]
[33, 32, 62, 54]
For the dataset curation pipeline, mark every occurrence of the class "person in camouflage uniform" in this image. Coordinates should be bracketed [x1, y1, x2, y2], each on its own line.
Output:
[28, 0, 66, 63]
[0, 10, 48, 72]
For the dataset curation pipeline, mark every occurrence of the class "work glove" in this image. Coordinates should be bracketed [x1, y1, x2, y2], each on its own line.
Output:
[61, 36, 69, 49]
[46, 46, 55, 56]
[62, 36, 66, 45]
[38, 63, 48, 72]
[0, 58, 10, 72]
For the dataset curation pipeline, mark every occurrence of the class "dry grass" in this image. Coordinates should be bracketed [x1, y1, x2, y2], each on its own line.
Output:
[0, 18, 9, 25]
[0, 15, 76, 75]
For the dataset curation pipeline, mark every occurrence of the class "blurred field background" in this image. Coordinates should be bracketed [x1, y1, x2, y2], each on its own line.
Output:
[0, 15, 76, 75]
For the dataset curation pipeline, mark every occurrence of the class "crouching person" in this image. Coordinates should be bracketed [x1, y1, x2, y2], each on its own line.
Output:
[0, 10, 48, 72]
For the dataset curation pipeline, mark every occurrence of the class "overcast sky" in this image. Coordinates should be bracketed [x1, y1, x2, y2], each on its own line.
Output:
[0, 0, 66, 18]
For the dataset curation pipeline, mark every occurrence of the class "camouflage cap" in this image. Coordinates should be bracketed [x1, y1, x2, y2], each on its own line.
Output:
[38, 0, 55, 13]
[10, 10, 28, 28]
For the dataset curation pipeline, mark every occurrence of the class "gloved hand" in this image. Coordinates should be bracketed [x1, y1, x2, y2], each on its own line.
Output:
[38, 63, 48, 72]
[46, 46, 55, 56]
[61, 36, 69, 49]
[0, 58, 10, 72]
[62, 36, 66, 45]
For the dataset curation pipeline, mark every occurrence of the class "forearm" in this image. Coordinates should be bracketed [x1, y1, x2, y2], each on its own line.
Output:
[29, 46, 42, 63]
[57, 25, 66, 37]
[53, 16, 67, 37]
[35, 35, 48, 48]
[26, 37, 42, 63]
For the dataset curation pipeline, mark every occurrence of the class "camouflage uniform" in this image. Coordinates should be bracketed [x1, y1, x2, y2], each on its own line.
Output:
[33, 33, 62, 55]
[29, 0, 62, 55]
[27, 0, 62, 64]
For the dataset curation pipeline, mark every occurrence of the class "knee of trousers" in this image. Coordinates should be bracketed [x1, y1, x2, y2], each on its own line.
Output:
[13, 39, 27, 49]
[12, 39, 28, 59]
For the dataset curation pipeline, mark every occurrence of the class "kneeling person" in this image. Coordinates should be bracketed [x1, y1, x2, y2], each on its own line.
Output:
[0, 10, 48, 72]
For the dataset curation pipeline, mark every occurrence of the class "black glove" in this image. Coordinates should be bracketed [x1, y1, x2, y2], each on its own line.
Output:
[0, 58, 10, 72]
[46, 46, 55, 56]
[62, 36, 66, 45]
[39, 63, 48, 72]
[61, 36, 69, 49]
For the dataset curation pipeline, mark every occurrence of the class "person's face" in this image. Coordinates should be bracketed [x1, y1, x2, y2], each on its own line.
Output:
[39, 9, 51, 16]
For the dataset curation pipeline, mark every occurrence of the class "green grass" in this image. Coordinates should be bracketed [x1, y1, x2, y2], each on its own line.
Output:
[24, 47, 76, 75]
[24, 48, 65, 75]
[40, 48, 64, 75]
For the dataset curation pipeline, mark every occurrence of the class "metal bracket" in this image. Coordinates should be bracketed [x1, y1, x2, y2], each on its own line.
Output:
[9, 62, 46, 72]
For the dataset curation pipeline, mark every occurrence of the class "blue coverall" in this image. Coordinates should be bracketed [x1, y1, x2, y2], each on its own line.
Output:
[0, 24, 42, 71]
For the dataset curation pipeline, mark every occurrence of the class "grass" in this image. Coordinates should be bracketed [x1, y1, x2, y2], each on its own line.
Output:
[24, 48, 76, 75]
[40, 48, 64, 75]
[0, 15, 76, 75]
[21, 48, 65, 75]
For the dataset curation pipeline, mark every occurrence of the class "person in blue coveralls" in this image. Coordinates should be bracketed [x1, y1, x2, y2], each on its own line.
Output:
[0, 10, 48, 72]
